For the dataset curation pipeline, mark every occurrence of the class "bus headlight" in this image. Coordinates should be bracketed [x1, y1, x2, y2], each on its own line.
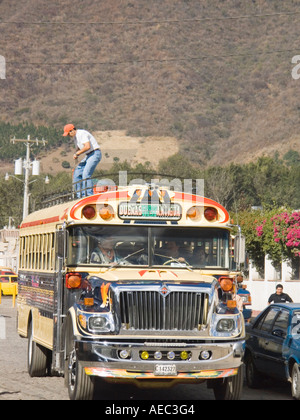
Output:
[88, 313, 115, 333]
[216, 318, 235, 333]
[210, 314, 242, 337]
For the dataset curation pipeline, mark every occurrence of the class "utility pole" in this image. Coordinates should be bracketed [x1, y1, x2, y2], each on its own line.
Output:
[8, 135, 47, 219]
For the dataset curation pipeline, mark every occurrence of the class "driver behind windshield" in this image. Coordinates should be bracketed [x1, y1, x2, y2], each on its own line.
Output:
[91, 238, 148, 266]
[91, 237, 120, 264]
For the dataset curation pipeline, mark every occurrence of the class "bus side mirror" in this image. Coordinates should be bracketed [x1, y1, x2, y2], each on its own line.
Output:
[56, 229, 68, 259]
[234, 234, 246, 265]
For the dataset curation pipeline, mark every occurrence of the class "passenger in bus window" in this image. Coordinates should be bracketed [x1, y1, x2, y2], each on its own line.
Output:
[159, 240, 187, 263]
[90, 237, 120, 264]
[191, 246, 208, 266]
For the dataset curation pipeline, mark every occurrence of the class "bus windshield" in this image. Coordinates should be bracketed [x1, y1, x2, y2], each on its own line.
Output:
[67, 226, 230, 269]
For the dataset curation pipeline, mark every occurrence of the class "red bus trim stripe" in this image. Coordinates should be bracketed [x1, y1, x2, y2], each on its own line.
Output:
[20, 215, 60, 229]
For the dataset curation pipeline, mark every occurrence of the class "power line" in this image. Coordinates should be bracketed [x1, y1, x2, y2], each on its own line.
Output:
[5, 47, 300, 67]
[0, 10, 300, 25]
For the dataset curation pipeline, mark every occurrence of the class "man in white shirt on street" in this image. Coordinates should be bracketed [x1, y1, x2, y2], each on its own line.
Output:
[63, 124, 102, 197]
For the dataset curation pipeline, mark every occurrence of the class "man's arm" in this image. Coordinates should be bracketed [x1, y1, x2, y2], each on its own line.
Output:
[74, 141, 91, 159]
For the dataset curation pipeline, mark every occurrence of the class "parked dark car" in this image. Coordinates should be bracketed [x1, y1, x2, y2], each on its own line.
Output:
[245, 303, 300, 399]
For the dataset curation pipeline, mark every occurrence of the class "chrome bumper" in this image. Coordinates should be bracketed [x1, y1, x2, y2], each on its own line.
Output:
[76, 338, 245, 380]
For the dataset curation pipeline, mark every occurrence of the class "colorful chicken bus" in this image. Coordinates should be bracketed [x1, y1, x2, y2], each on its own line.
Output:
[17, 182, 246, 400]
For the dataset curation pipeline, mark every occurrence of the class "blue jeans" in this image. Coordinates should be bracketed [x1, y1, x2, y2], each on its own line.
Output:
[73, 149, 101, 197]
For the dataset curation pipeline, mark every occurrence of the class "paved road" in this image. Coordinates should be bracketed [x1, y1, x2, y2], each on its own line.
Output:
[0, 297, 292, 401]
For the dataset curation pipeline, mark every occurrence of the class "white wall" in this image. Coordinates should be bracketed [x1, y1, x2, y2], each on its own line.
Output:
[246, 256, 300, 312]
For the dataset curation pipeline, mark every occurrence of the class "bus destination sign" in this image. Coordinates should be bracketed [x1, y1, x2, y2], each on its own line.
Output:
[118, 202, 182, 220]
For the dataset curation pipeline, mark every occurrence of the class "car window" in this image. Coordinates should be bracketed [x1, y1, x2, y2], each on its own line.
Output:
[256, 308, 279, 333]
[272, 310, 289, 339]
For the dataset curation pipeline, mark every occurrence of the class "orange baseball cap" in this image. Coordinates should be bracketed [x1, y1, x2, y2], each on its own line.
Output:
[63, 124, 75, 136]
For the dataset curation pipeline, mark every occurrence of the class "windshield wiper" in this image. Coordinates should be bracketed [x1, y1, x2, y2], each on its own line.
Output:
[106, 248, 145, 270]
[107, 249, 194, 272]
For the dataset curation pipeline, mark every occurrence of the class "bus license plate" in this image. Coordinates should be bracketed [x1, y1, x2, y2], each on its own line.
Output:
[154, 364, 177, 376]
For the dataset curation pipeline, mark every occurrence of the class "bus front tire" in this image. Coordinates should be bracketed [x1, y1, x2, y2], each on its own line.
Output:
[65, 321, 96, 400]
[66, 346, 96, 400]
[211, 365, 244, 400]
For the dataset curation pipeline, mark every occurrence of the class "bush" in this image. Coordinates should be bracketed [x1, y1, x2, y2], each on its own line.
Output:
[62, 161, 70, 169]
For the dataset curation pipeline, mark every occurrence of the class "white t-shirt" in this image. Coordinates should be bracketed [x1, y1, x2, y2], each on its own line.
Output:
[75, 129, 100, 154]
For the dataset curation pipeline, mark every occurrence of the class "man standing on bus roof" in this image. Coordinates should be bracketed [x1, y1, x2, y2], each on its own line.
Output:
[63, 124, 102, 197]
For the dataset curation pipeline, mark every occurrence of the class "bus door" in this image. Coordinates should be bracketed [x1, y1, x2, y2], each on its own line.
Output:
[52, 228, 68, 373]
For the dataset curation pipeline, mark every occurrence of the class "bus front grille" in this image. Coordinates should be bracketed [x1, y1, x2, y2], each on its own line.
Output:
[119, 290, 209, 331]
